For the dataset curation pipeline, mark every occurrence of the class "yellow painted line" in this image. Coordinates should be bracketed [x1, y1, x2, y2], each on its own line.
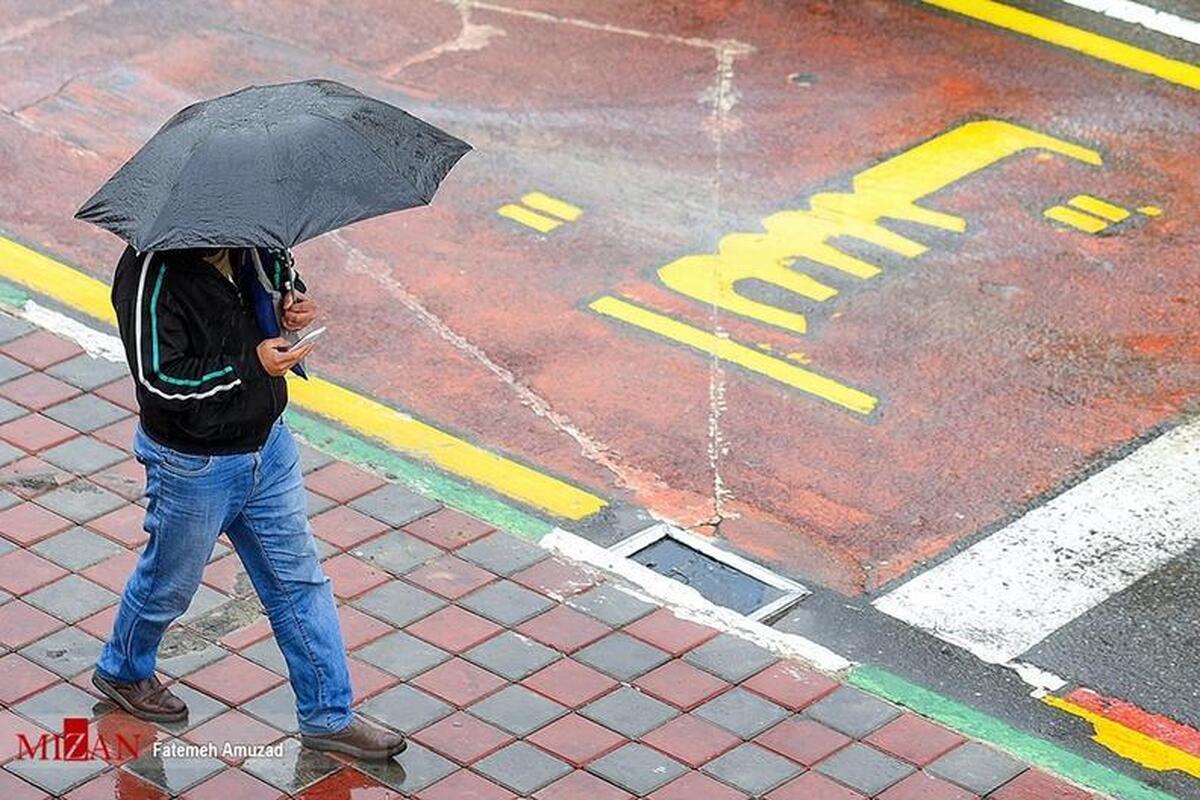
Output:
[0, 236, 607, 520]
[590, 295, 879, 415]
[1044, 695, 1200, 778]
[1068, 195, 1130, 222]
[923, 0, 1200, 91]
[1044, 205, 1108, 233]
[522, 192, 582, 222]
[497, 204, 562, 233]
[1139, 205, 1163, 216]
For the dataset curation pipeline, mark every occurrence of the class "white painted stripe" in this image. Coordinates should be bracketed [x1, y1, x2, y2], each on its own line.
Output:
[1060, 0, 1200, 45]
[873, 417, 1200, 664]
[18, 300, 126, 363]
[544, 527, 853, 672]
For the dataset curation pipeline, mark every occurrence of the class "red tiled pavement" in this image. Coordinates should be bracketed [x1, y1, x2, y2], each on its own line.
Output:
[417, 769, 517, 800]
[534, 770, 634, 800]
[183, 654, 285, 705]
[516, 604, 611, 653]
[0, 455, 72, 498]
[878, 772, 980, 800]
[743, 660, 841, 711]
[303, 461, 386, 503]
[641, 713, 741, 768]
[990, 770, 1098, 800]
[405, 554, 496, 599]
[511, 556, 600, 599]
[337, 604, 394, 651]
[0, 330, 83, 368]
[347, 656, 399, 702]
[0, 501, 72, 545]
[526, 713, 626, 767]
[623, 608, 719, 656]
[0, 652, 59, 704]
[0, 599, 64, 648]
[86, 503, 148, 548]
[406, 604, 502, 652]
[0, 414, 77, 452]
[63, 769, 168, 800]
[184, 710, 286, 763]
[413, 710, 514, 764]
[768, 772, 867, 799]
[648, 771, 749, 800]
[865, 713, 968, 767]
[413, 657, 508, 708]
[184, 767, 285, 800]
[521, 658, 618, 709]
[321, 552, 389, 599]
[0, 372, 80, 410]
[403, 508, 494, 550]
[309, 504, 389, 550]
[635, 659, 731, 711]
[0, 548, 67, 594]
[756, 717, 852, 767]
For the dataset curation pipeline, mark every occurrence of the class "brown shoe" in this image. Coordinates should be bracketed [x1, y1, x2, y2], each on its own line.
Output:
[92, 670, 188, 723]
[300, 715, 407, 760]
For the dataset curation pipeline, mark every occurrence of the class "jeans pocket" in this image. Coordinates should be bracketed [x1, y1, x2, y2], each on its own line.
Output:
[157, 448, 214, 477]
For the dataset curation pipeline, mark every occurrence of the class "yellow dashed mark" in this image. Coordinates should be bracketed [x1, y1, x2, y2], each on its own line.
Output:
[498, 192, 582, 233]
[1068, 195, 1129, 223]
[1044, 205, 1109, 234]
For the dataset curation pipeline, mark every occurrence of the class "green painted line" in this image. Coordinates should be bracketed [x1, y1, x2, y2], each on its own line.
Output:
[0, 278, 31, 307]
[285, 409, 554, 541]
[849, 665, 1181, 800]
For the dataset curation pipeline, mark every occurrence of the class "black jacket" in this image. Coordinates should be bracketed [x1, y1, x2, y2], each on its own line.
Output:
[111, 245, 302, 455]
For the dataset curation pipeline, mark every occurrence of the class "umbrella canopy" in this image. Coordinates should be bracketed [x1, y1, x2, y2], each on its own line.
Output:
[75, 79, 471, 251]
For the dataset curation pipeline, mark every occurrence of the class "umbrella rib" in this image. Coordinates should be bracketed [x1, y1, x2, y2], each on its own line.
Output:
[306, 108, 433, 206]
[265, 121, 293, 247]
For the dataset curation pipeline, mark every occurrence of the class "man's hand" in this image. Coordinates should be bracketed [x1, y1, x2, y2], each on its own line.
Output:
[281, 290, 318, 331]
[257, 337, 315, 377]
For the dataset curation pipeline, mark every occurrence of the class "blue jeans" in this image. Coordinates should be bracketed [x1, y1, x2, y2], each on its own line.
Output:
[96, 419, 354, 735]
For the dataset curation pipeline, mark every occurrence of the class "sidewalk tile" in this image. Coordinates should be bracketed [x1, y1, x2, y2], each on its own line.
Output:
[337, 604, 393, 650]
[580, 686, 677, 738]
[34, 481, 124, 524]
[182, 767, 282, 800]
[566, 584, 654, 626]
[0, 455, 73, 498]
[0, 599, 65, 647]
[694, 686, 790, 738]
[461, 579, 553, 625]
[989, 768, 1092, 799]
[804, 686, 902, 738]
[353, 578, 446, 627]
[85, 416, 136, 451]
[240, 637, 287, 675]
[512, 557, 601, 599]
[309, 505, 388, 549]
[85, 503, 147, 547]
[0, 398, 25, 424]
[356, 630, 450, 679]
[640, 713, 740, 767]
[5, 752, 107, 796]
[743, 660, 840, 711]
[815, 743, 915, 796]
[469, 684, 568, 737]
[0, 549, 68, 594]
[0, 330, 82, 369]
[534, 770, 634, 800]
[635, 659, 730, 711]
[63, 769, 169, 800]
[348, 656, 400, 702]
[350, 530, 441, 575]
[12, 681, 109, 729]
[297, 443, 335, 475]
[648, 770, 748, 800]
[413, 710, 514, 764]
[417, 769, 516, 800]
[0, 500, 72, 544]
[359, 684, 452, 734]
[878, 771, 980, 800]
[43, 395, 129, 433]
[587, 742, 688, 796]
[44, 353, 128, 391]
[624, 608, 719, 656]
[407, 605, 503, 653]
[350, 483, 440, 527]
[463, 630, 559, 681]
[866, 713, 967, 766]
[322, 553, 389, 599]
[413, 657, 508, 708]
[517, 604, 611, 653]
[76, 605, 118, 640]
[0, 440, 22, 468]
[241, 684, 298, 733]
[31, 526, 124, 570]
[305, 489, 336, 517]
[304, 461, 385, 503]
[521, 658, 619, 708]
[23, 574, 116, 623]
[574, 631, 669, 681]
[756, 718, 851, 766]
[81, 550, 139, 593]
[93, 378, 137, 412]
[202, 553, 248, 596]
[184, 654, 284, 705]
[528, 713, 626, 766]
[404, 508, 494, 550]
[0, 415, 76, 453]
[0, 372, 79, 411]
[927, 742, 1027, 795]
[406, 554, 495, 600]
[184, 710, 286, 764]
[240, 738, 338, 794]
[768, 771, 867, 799]
[475, 741, 572, 796]
[703, 741, 803, 795]
[354, 741, 456, 794]
[90, 458, 144, 501]
[0, 317, 34, 343]
[0, 652, 59, 704]
[458, 532, 548, 576]
[683, 633, 777, 683]
[40, 437, 125, 474]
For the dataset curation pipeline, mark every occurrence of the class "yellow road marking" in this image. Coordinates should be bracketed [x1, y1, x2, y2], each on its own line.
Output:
[522, 192, 582, 221]
[497, 203, 562, 233]
[1069, 195, 1129, 222]
[1044, 205, 1109, 233]
[590, 295, 879, 415]
[923, 0, 1200, 91]
[1044, 695, 1200, 778]
[1139, 205, 1163, 216]
[0, 236, 607, 520]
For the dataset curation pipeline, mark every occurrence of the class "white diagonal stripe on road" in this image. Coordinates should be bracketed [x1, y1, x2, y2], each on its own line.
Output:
[873, 416, 1200, 664]
[1060, 0, 1200, 45]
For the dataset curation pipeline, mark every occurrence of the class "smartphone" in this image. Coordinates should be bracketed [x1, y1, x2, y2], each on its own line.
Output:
[277, 326, 327, 351]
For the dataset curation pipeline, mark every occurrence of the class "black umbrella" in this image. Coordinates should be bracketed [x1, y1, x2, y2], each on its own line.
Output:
[75, 78, 471, 251]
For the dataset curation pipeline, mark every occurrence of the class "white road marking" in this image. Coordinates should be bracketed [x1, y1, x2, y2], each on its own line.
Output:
[544, 527, 853, 672]
[873, 416, 1200, 664]
[1060, 0, 1200, 45]
[19, 299, 126, 362]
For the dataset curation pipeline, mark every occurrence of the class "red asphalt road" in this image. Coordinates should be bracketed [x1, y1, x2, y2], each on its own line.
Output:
[1, 0, 1198, 593]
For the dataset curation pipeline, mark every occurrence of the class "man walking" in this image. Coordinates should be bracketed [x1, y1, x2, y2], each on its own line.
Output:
[92, 245, 406, 760]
